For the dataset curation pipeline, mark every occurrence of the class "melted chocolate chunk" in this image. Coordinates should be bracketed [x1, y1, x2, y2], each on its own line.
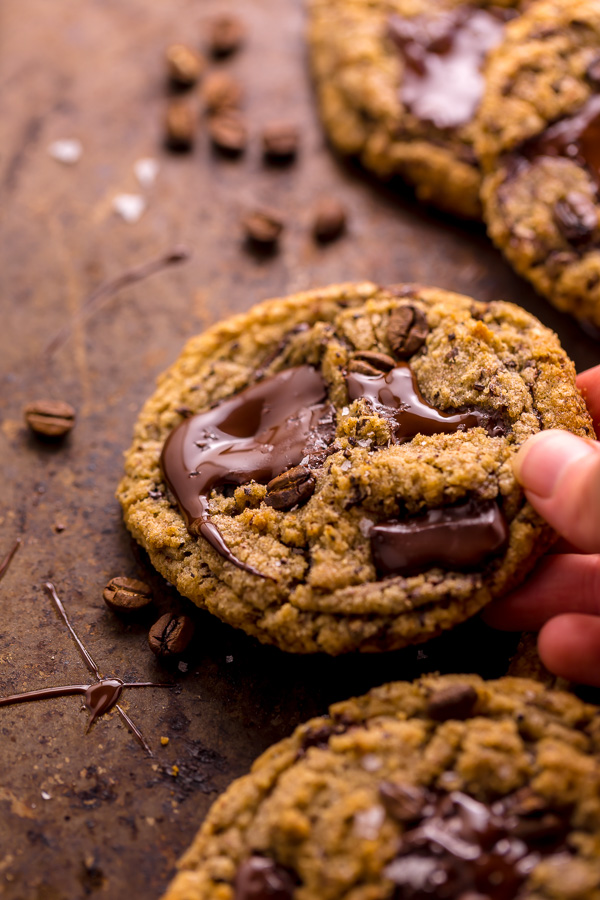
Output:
[160, 366, 331, 576]
[370, 499, 508, 577]
[346, 363, 499, 440]
[427, 683, 478, 721]
[234, 857, 295, 900]
[388, 8, 513, 130]
[384, 789, 569, 899]
[511, 94, 600, 188]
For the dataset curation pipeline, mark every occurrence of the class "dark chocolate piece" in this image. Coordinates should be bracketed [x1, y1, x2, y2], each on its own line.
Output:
[388, 8, 513, 130]
[346, 362, 498, 440]
[234, 856, 295, 900]
[370, 499, 508, 577]
[511, 94, 600, 188]
[427, 684, 478, 721]
[160, 366, 330, 576]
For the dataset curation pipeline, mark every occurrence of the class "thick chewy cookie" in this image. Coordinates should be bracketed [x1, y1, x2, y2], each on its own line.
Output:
[477, 0, 600, 328]
[117, 282, 593, 655]
[308, 0, 525, 219]
[163, 674, 600, 900]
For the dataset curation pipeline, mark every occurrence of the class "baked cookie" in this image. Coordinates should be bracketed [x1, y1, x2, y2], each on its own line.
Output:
[117, 282, 593, 655]
[476, 0, 600, 329]
[163, 674, 600, 900]
[308, 0, 526, 219]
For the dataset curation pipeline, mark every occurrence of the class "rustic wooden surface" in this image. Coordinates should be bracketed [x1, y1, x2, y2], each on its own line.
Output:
[1, 1, 599, 898]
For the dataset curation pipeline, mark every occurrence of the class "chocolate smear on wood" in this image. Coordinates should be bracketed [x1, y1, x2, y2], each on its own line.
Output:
[0, 583, 172, 756]
[45, 246, 191, 356]
[0, 538, 21, 583]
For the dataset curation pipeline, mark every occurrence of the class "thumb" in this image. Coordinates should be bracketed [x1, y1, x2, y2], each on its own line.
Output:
[513, 430, 600, 554]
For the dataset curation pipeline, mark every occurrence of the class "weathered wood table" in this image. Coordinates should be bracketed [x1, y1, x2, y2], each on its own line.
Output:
[1, 1, 598, 898]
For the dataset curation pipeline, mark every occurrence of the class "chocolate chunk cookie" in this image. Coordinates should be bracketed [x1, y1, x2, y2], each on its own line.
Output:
[308, 0, 525, 219]
[162, 674, 600, 899]
[117, 283, 593, 654]
[476, 0, 600, 329]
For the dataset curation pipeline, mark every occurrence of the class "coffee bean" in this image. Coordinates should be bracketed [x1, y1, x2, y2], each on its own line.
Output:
[379, 782, 427, 822]
[554, 192, 597, 247]
[166, 43, 205, 88]
[103, 577, 153, 614]
[234, 857, 295, 900]
[208, 14, 245, 57]
[387, 304, 429, 358]
[148, 614, 194, 657]
[312, 197, 347, 242]
[262, 122, 299, 161]
[426, 683, 478, 721]
[24, 400, 76, 438]
[265, 466, 315, 511]
[202, 72, 243, 113]
[208, 112, 247, 155]
[586, 55, 600, 87]
[165, 100, 195, 151]
[242, 208, 284, 246]
[349, 350, 397, 376]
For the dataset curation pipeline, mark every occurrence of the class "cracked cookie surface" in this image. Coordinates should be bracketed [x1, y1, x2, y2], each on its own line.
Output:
[308, 0, 526, 219]
[162, 674, 600, 900]
[117, 282, 592, 654]
[476, 0, 600, 328]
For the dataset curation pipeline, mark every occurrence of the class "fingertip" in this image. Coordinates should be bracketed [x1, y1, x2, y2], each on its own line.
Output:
[538, 615, 600, 687]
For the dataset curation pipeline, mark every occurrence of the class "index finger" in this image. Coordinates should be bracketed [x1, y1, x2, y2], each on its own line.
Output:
[577, 365, 600, 434]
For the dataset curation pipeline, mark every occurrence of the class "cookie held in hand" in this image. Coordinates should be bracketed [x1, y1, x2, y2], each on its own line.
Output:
[117, 282, 592, 654]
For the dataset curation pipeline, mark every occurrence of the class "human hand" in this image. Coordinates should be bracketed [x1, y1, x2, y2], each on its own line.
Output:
[484, 364, 600, 686]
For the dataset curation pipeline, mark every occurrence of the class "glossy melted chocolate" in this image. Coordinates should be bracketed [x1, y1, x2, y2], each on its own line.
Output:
[384, 788, 568, 899]
[388, 7, 513, 130]
[370, 499, 508, 577]
[513, 94, 600, 186]
[160, 366, 330, 576]
[346, 363, 501, 440]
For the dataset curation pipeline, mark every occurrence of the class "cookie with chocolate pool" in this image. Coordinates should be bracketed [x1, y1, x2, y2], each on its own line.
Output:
[308, 0, 527, 219]
[476, 0, 600, 329]
[117, 282, 593, 654]
[162, 674, 600, 899]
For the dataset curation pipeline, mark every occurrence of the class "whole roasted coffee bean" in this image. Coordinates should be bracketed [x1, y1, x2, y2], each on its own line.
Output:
[387, 304, 429, 358]
[149, 614, 194, 657]
[234, 857, 295, 900]
[265, 466, 315, 510]
[202, 72, 243, 113]
[312, 197, 347, 242]
[208, 14, 245, 57]
[262, 122, 299, 161]
[24, 400, 76, 438]
[166, 43, 205, 88]
[427, 683, 478, 721]
[103, 577, 153, 614]
[165, 100, 195, 151]
[242, 208, 284, 246]
[349, 350, 397, 376]
[208, 112, 247, 154]
[554, 192, 598, 246]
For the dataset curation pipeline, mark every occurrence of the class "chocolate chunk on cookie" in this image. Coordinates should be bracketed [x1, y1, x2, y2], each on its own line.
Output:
[308, 0, 524, 218]
[162, 675, 600, 900]
[117, 283, 592, 654]
[476, 0, 600, 328]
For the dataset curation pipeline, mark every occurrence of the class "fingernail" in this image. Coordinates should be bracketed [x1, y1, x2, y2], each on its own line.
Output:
[514, 431, 597, 498]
